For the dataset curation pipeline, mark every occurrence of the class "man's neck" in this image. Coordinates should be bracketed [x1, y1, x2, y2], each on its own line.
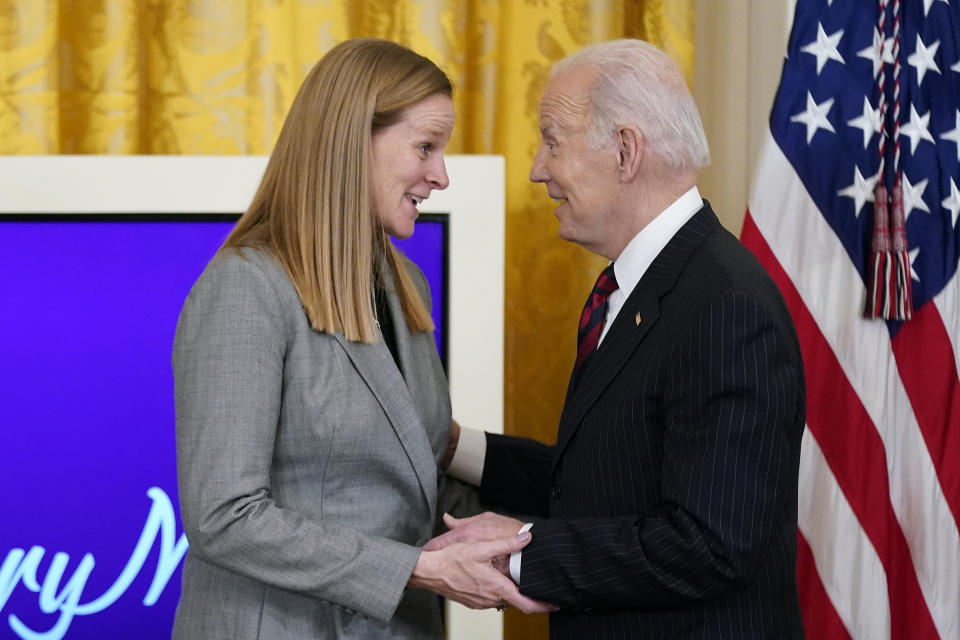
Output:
[609, 170, 698, 258]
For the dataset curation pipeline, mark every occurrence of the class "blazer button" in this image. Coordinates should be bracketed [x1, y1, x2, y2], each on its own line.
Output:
[551, 486, 561, 499]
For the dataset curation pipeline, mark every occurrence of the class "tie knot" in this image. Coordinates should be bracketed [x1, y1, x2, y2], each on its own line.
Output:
[594, 264, 618, 297]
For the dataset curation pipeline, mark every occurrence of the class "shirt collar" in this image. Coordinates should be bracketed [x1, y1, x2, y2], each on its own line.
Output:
[612, 186, 703, 300]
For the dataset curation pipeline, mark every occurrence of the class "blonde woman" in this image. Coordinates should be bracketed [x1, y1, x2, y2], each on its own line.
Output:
[171, 39, 543, 640]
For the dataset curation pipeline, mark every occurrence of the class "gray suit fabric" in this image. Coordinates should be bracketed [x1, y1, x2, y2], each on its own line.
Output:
[172, 246, 450, 639]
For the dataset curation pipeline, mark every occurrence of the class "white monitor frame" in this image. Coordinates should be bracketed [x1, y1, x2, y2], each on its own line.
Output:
[0, 154, 505, 640]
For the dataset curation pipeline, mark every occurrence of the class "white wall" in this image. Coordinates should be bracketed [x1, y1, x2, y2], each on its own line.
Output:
[693, 0, 796, 235]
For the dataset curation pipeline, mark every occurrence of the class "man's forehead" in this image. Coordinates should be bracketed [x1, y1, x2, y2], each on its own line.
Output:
[538, 69, 593, 129]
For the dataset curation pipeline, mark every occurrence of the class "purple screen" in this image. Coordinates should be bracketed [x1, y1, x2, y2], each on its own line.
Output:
[0, 214, 446, 640]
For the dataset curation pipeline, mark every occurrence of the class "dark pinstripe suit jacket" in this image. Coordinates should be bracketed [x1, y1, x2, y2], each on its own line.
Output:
[482, 204, 806, 639]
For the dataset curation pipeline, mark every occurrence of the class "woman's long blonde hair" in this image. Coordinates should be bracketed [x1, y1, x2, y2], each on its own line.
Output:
[223, 38, 451, 343]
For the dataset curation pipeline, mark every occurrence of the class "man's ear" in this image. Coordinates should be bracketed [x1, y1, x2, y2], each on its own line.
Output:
[616, 126, 643, 181]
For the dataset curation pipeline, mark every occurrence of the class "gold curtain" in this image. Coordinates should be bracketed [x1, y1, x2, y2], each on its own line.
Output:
[0, 2, 693, 636]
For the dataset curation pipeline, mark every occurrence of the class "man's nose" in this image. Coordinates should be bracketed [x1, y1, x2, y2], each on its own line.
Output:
[529, 147, 548, 183]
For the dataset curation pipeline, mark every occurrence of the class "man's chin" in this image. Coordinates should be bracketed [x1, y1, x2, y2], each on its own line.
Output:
[556, 221, 577, 244]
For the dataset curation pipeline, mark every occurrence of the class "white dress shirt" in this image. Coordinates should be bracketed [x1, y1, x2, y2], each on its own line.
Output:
[599, 186, 703, 344]
[446, 186, 704, 583]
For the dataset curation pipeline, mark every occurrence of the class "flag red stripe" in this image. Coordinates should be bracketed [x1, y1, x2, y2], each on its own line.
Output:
[742, 212, 940, 639]
[891, 301, 960, 532]
[796, 532, 852, 640]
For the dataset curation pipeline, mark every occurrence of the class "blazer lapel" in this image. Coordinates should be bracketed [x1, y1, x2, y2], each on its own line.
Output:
[555, 204, 721, 459]
[329, 272, 438, 521]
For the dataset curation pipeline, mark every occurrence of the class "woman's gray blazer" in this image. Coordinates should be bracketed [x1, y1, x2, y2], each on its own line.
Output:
[171, 247, 451, 639]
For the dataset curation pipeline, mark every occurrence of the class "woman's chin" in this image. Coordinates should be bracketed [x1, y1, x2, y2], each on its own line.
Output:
[387, 224, 415, 240]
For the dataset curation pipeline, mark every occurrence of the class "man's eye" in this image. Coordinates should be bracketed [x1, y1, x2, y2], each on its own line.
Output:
[419, 144, 431, 154]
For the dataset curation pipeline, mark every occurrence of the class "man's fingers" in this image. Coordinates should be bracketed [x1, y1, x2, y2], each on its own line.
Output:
[426, 526, 531, 559]
[412, 543, 555, 614]
[444, 511, 504, 528]
[498, 582, 556, 614]
[474, 531, 532, 558]
[443, 511, 495, 528]
[442, 512, 462, 529]
[464, 566, 555, 614]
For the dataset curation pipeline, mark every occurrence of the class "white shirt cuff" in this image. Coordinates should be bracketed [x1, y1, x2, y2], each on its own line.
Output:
[446, 426, 486, 486]
[510, 523, 533, 584]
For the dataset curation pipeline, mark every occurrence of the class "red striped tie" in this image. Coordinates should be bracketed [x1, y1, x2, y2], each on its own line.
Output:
[574, 264, 619, 374]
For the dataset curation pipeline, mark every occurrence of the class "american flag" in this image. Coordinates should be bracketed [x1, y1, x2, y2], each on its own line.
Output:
[741, 0, 960, 638]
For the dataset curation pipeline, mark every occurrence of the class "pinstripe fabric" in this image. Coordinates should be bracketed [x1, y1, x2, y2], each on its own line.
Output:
[482, 204, 806, 639]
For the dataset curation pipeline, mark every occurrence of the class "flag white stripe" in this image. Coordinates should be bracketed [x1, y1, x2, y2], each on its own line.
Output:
[749, 133, 960, 640]
[933, 274, 960, 381]
[798, 428, 890, 640]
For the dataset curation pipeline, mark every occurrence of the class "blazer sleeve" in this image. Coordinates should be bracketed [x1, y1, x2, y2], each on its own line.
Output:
[513, 291, 804, 610]
[480, 433, 554, 518]
[173, 253, 420, 623]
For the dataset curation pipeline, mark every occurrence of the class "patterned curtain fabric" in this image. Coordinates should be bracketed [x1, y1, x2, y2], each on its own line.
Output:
[0, 3, 693, 632]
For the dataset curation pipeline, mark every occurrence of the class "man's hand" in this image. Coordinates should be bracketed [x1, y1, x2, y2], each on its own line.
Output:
[440, 418, 461, 470]
[409, 532, 552, 613]
[424, 512, 526, 551]
[425, 513, 523, 579]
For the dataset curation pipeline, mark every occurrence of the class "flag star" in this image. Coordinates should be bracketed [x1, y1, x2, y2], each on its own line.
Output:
[908, 35, 941, 86]
[900, 174, 931, 222]
[909, 247, 921, 282]
[899, 105, 935, 154]
[858, 30, 894, 78]
[943, 178, 960, 228]
[791, 92, 836, 143]
[941, 110, 960, 161]
[838, 166, 879, 217]
[923, 0, 950, 16]
[952, 59, 960, 74]
[848, 97, 882, 148]
[801, 23, 845, 74]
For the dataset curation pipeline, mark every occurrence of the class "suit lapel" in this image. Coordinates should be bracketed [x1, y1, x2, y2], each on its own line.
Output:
[555, 204, 720, 459]
[329, 269, 437, 522]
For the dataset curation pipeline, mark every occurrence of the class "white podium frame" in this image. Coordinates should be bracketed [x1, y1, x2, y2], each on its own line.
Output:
[0, 155, 505, 640]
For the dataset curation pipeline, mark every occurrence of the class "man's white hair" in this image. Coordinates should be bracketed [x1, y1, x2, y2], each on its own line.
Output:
[552, 39, 710, 172]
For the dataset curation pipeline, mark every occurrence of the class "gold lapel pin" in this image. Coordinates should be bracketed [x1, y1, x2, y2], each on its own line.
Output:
[635, 312, 642, 325]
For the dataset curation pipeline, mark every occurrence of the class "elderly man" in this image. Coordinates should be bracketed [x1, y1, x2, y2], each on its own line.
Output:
[436, 39, 806, 638]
